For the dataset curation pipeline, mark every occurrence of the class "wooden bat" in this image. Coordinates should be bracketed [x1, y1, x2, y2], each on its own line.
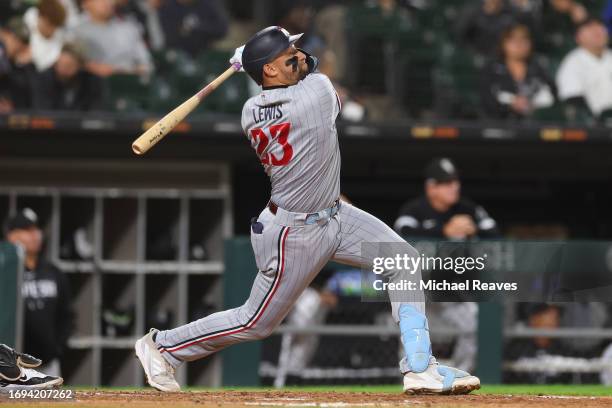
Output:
[132, 63, 242, 155]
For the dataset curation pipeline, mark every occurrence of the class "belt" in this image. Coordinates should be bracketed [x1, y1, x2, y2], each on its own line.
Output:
[268, 199, 341, 225]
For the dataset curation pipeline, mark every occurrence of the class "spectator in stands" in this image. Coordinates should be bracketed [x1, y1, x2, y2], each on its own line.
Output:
[4, 209, 73, 377]
[74, 0, 153, 77]
[509, 0, 543, 16]
[556, 18, 612, 117]
[511, 1, 543, 29]
[394, 158, 499, 239]
[157, 0, 228, 57]
[0, 18, 34, 112]
[480, 24, 556, 119]
[539, 0, 588, 50]
[114, 0, 165, 52]
[543, 0, 588, 32]
[32, 42, 104, 111]
[456, 0, 518, 54]
[275, 0, 324, 55]
[59, 0, 80, 28]
[23, 0, 68, 72]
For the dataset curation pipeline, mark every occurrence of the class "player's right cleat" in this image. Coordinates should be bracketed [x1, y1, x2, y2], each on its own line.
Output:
[403, 363, 480, 395]
[0, 368, 63, 390]
[135, 329, 180, 392]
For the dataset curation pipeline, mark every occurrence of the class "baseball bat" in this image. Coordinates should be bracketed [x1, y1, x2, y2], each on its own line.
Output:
[132, 63, 242, 155]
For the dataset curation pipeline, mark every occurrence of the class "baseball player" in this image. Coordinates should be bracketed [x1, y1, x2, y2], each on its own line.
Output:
[135, 26, 480, 395]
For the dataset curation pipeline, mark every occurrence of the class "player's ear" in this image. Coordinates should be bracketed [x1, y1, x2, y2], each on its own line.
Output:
[263, 63, 277, 80]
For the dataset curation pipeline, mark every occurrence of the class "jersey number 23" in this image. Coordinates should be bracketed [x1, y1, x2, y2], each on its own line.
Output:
[249, 122, 293, 166]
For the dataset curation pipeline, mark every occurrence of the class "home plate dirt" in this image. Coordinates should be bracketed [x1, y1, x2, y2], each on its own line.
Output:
[3, 391, 612, 408]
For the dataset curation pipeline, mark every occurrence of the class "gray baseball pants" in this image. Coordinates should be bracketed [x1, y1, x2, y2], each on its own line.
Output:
[155, 202, 424, 371]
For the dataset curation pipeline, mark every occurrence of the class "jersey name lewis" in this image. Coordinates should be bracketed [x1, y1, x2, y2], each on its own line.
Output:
[253, 105, 284, 124]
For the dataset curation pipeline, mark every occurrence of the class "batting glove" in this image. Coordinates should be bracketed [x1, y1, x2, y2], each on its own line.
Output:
[230, 45, 245, 72]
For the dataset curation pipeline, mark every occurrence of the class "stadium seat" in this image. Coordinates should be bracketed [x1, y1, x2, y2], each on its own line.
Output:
[597, 108, 612, 126]
[148, 76, 180, 113]
[393, 30, 440, 116]
[197, 50, 250, 114]
[345, 5, 415, 93]
[105, 74, 151, 113]
[433, 45, 485, 118]
[532, 105, 565, 122]
[561, 99, 596, 126]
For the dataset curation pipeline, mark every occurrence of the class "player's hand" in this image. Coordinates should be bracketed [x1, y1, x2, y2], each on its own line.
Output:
[229, 45, 245, 72]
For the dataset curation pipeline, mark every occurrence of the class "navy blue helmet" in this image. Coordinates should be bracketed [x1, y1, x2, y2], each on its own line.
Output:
[242, 26, 303, 85]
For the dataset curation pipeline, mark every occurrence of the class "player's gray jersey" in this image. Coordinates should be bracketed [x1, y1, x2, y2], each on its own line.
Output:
[241, 73, 341, 213]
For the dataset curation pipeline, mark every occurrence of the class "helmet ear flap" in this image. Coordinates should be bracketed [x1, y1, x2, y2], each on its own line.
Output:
[296, 48, 319, 73]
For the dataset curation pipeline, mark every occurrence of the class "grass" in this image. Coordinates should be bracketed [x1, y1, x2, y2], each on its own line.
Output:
[70, 384, 612, 396]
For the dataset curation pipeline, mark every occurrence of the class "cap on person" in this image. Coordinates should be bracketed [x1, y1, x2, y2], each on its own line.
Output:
[4, 208, 39, 234]
[424, 158, 459, 183]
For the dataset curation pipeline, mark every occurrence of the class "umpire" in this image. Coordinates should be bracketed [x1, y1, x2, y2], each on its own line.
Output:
[4, 208, 73, 377]
[394, 158, 499, 239]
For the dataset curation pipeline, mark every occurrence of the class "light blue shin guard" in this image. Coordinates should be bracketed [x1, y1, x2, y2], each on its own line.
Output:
[399, 304, 431, 373]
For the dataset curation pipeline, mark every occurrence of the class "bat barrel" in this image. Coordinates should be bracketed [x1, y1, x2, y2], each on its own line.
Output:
[132, 143, 145, 155]
[131, 65, 239, 156]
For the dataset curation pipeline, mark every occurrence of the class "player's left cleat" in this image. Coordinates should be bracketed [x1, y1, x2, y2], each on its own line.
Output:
[403, 363, 480, 395]
[135, 329, 181, 392]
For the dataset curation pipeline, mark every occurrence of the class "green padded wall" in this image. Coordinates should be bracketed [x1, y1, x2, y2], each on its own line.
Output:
[0, 242, 21, 347]
[221, 237, 261, 386]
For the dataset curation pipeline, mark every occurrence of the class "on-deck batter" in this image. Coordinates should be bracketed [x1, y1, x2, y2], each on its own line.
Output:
[135, 26, 480, 395]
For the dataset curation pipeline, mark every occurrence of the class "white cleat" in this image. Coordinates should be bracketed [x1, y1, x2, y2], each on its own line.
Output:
[403, 363, 480, 395]
[135, 329, 181, 392]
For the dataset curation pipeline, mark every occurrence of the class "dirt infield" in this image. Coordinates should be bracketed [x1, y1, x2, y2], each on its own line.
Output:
[3, 390, 612, 408]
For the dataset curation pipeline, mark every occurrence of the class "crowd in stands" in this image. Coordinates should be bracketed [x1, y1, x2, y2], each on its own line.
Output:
[0, 0, 229, 113]
[457, 0, 612, 122]
[1, 0, 612, 123]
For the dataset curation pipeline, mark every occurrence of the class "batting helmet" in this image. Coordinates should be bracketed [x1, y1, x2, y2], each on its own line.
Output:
[242, 26, 304, 85]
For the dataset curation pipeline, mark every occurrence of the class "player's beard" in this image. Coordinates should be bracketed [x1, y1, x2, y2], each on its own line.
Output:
[297, 62, 309, 81]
